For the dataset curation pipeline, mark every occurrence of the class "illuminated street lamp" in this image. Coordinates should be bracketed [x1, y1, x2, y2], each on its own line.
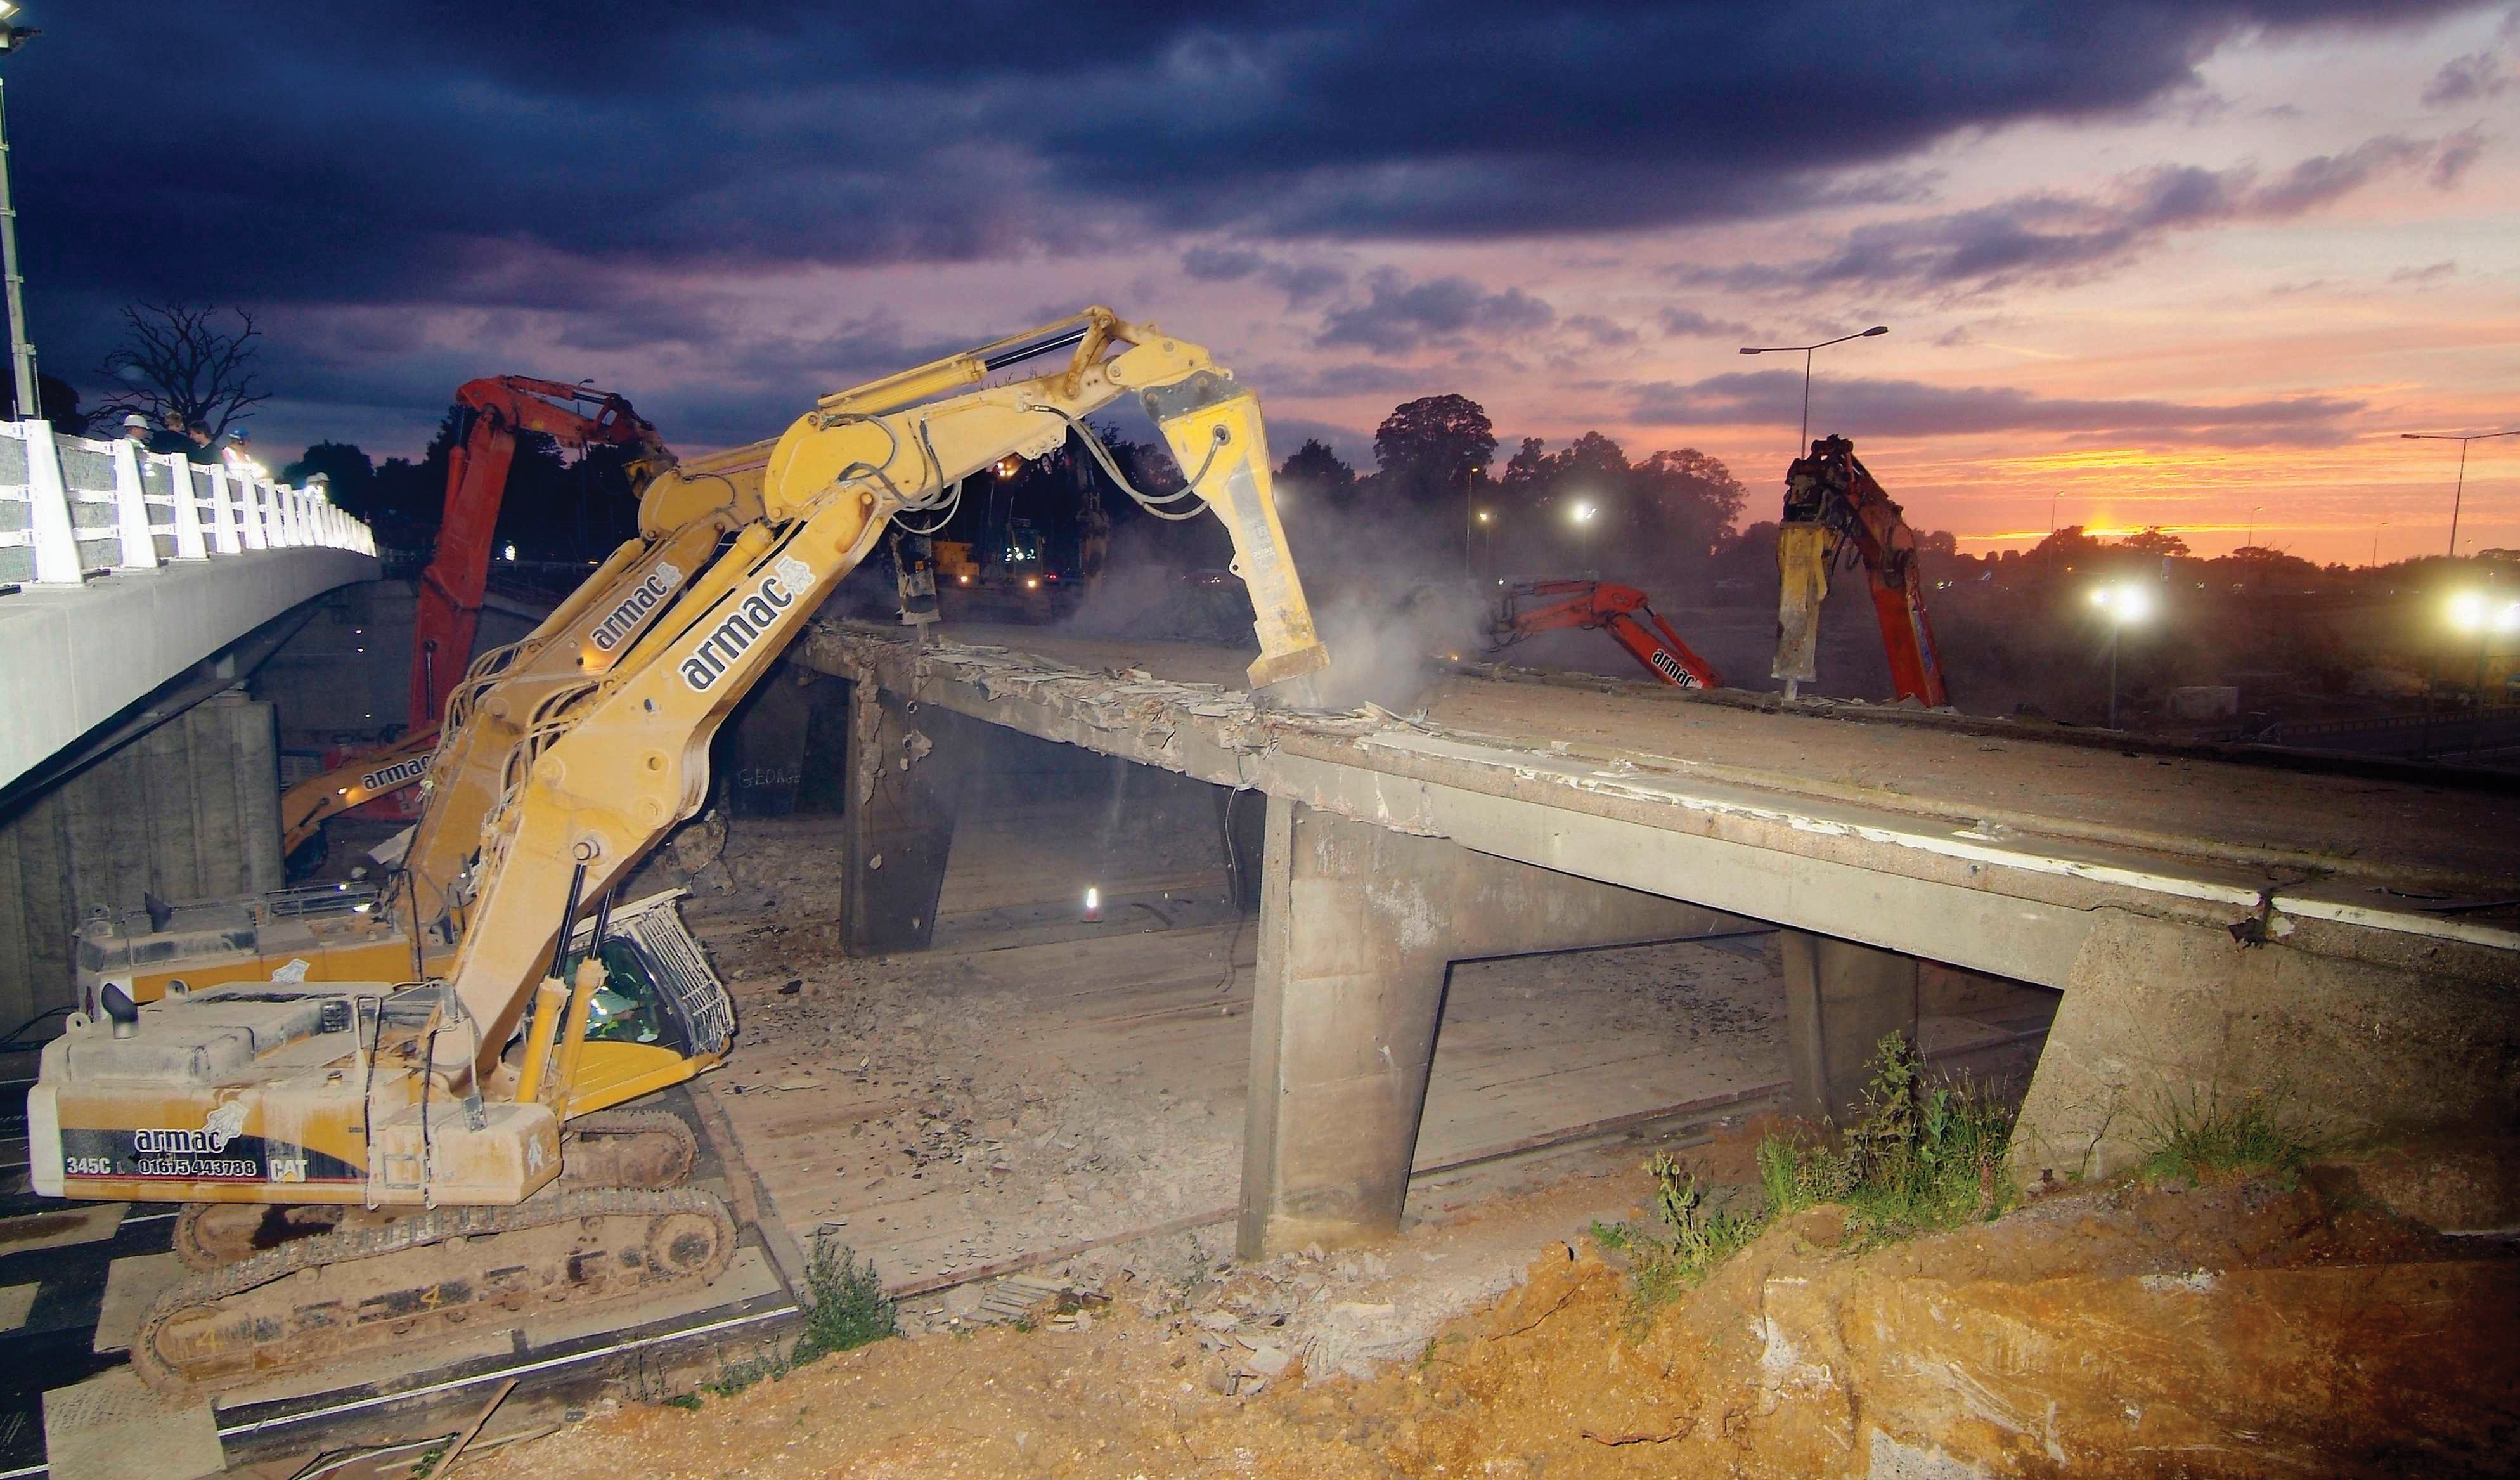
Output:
[1569, 500, 1596, 525]
[1739, 325, 1888, 454]
[2090, 581, 2152, 729]
[2402, 429, 2520, 557]
[2448, 589, 2520, 706]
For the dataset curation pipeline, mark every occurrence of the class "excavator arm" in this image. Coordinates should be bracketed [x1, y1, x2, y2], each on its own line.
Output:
[1770, 436, 1949, 707]
[1490, 579, 1721, 689]
[273, 380, 674, 862]
[439, 309, 1327, 1066]
[417, 378, 672, 729]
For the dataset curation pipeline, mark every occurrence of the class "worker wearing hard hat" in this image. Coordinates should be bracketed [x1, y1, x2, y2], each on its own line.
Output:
[219, 427, 266, 480]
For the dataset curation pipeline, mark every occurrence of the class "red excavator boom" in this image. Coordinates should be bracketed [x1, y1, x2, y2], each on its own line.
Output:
[1490, 579, 1722, 689]
[276, 379, 668, 867]
[412, 377, 668, 729]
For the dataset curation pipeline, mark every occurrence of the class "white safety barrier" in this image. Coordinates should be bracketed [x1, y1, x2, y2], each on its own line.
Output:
[0, 419, 375, 587]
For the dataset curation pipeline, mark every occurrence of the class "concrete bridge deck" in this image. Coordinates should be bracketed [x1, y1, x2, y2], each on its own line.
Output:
[798, 619, 2519, 1254]
[0, 420, 377, 794]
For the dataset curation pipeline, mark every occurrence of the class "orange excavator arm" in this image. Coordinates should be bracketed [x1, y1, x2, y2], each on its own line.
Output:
[1491, 579, 1721, 689]
[276, 380, 671, 867]
[1773, 436, 1949, 707]
[414, 377, 670, 730]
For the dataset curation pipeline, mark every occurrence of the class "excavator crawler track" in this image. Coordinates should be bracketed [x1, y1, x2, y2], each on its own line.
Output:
[167, 1110, 704, 1271]
[134, 1185, 737, 1396]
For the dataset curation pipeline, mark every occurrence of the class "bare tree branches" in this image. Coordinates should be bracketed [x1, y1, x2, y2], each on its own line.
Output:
[96, 301, 271, 441]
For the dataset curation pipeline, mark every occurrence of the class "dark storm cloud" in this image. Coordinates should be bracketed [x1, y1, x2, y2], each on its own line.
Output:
[1632, 371, 2367, 447]
[1563, 314, 1639, 347]
[1317, 270, 1554, 354]
[1659, 306, 1753, 338]
[1700, 134, 2468, 296]
[21, 0, 2481, 314]
[1179, 246, 1348, 306]
[2423, 49, 2513, 104]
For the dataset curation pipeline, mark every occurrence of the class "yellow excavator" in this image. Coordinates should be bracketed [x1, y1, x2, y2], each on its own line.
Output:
[28, 309, 1328, 1394]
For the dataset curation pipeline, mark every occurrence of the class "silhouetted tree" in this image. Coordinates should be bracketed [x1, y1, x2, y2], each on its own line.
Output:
[2119, 526, 2190, 557]
[283, 441, 378, 513]
[95, 301, 270, 443]
[2024, 524, 2105, 571]
[1632, 448, 1745, 561]
[1276, 438, 1359, 510]
[1373, 394, 1495, 512]
[13, 372, 86, 432]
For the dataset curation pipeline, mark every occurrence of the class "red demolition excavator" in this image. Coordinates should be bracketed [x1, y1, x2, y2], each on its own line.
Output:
[1771, 435, 1949, 706]
[1489, 579, 1723, 689]
[280, 377, 671, 867]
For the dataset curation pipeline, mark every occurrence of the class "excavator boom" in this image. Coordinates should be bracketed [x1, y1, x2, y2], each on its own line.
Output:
[441, 308, 1327, 1059]
[1491, 579, 1721, 689]
[274, 379, 671, 862]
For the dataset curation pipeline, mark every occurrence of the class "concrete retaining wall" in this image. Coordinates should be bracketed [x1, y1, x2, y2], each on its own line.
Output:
[0, 692, 281, 1024]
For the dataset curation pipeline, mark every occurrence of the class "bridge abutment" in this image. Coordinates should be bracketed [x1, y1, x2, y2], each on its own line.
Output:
[2010, 909, 2518, 1183]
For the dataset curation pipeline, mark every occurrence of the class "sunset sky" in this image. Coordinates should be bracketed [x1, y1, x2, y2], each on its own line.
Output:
[20, 3, 2519, 564]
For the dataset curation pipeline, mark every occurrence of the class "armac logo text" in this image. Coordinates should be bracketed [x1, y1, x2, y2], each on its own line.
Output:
[680, 557, 812, 692]
[591, 562, 684, 652]
[359, 755, 432, 793]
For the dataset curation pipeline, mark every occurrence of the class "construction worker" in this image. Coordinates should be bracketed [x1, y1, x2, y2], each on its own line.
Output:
[119, 412, 152, 448]
[220, 427, 264, 479]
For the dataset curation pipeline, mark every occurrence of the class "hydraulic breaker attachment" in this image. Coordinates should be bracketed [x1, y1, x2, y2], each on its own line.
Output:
[1773, 522, 1833, 691]
[1143, 372, 1329, 691]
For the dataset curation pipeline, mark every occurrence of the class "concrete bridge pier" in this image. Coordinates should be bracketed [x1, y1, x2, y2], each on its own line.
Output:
[1236, 796, 1748, 1258]
[1781, 931, 1920, 1127]
[836, 680, 969, 956]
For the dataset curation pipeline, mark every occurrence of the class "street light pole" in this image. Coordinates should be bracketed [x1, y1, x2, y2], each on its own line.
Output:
[2090, 582, 2152, 730]
[0, 13, 40, 422]
[2403, 429, 2520, 558]
[1740, 325, 1888, 455]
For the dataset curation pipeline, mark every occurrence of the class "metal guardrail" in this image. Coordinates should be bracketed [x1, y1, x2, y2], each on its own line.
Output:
[0, 420, 375, 587]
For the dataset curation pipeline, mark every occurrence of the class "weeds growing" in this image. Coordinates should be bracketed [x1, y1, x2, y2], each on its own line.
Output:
[1603, 1034, 2018, 1316]
[791, 1237, 898, 1364]
[2135, 1089, 2313, 1188]
[697, 1238, 897, 1398]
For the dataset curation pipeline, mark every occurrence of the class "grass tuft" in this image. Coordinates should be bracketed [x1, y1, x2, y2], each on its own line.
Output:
[791, 1237, 898, 1364]
[700, 1238, 897, 1397]
[1604, 1034, 2019, 1316]
[2135, 1089, 2312, 1188]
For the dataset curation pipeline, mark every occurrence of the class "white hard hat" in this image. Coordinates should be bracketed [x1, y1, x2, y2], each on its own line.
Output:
[122, 412, 149, 429]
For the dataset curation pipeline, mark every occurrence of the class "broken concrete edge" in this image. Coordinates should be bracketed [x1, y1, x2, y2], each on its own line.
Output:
[796, 620, 2520, 966]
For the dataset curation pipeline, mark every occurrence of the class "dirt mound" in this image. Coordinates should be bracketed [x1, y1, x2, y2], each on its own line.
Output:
[1423, 1162, 2520, 1477]
[467, 1152, 2519, 1479]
